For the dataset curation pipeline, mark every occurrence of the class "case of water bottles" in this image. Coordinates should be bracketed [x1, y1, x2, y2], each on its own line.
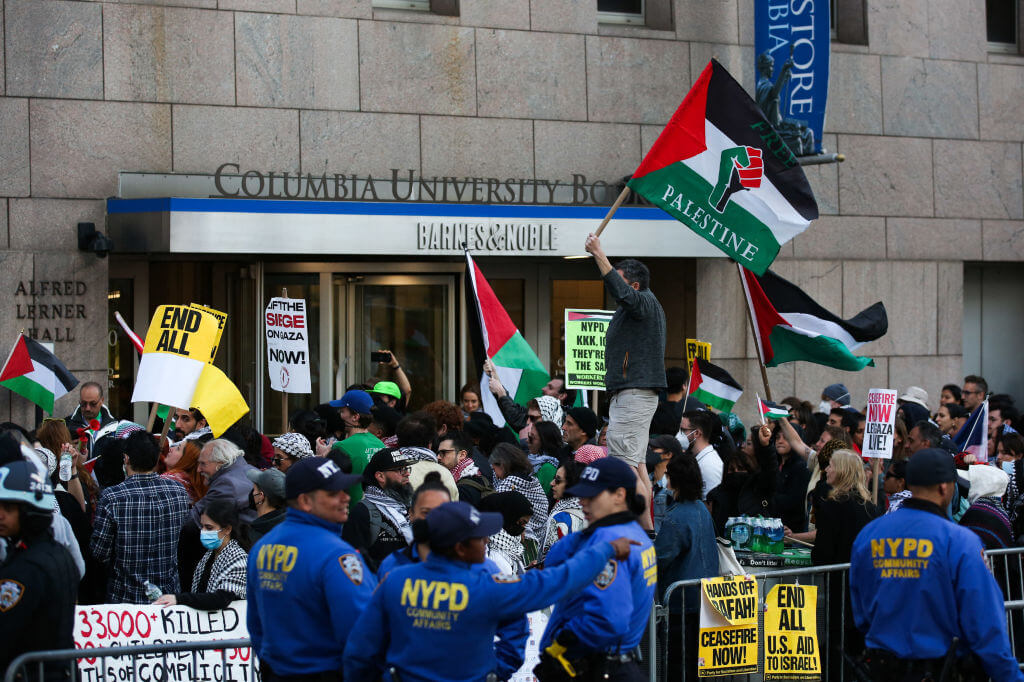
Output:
[724, 515, 785, 554]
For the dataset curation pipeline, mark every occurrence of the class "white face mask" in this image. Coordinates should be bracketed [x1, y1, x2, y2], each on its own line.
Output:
[1002, 460, 1015, 476]
[675, 430, 690, 452]
[817, 401, 832, 414]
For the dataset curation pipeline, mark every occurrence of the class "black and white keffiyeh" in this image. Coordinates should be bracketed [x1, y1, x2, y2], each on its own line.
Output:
[362, 485, 413, 543]
[495, 475, 549, 543]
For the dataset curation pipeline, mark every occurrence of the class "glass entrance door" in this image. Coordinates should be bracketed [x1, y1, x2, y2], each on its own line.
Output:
[342, 275, 455, 410]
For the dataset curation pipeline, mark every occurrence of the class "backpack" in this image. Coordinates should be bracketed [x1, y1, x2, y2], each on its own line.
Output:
[458, 475, 495, 503]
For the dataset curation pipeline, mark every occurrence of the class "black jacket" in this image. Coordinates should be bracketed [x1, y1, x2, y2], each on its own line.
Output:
[707, 438, 778, 535]
[0, 532, 79, 681]
[775, 454, 811, 532]
[602, 271, 667, 393]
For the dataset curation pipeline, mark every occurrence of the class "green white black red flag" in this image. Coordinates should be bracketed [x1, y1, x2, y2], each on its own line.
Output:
[627, 59, 818, 275]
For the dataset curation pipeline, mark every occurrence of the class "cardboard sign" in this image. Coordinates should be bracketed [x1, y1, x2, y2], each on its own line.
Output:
[74, 602, 256, 682]
[265, 297, 311, 393]
[698, 575, 759, 677]
[863, 388, 898, 459]
[563, 309, 613, 390]
[142, 305, 221, 361]
[686, 338, 712, 365]
[189, 303, 228, 363]
[763, 584, 821, 681]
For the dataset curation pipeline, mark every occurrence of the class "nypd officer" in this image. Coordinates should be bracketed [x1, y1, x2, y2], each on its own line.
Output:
[248, 457, 376, 682]
[537, 457, 656, 682]
[344, 501, 638, 681]
[850, 448, 1024, 681]
[0, 459, 79, 679]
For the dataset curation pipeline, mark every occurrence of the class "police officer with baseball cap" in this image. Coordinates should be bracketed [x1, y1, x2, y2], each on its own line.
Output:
[344, 501, 639, 682]
[248, 457, 376, 682]
[0, 459, 78, 680]
[850, 448, 1024, 681]
[537, 457, 655, 682]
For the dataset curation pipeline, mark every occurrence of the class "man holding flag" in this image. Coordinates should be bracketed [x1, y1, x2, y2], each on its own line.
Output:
[584, 234, 665, 531]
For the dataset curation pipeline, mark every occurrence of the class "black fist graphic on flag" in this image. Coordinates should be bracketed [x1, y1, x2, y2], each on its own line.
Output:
[709, 145, 764, 213]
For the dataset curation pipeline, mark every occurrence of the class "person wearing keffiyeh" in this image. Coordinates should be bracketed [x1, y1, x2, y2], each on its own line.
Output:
[342, 448, 417, 572]
[540, 462, 586, 562]
[479, 491, 533, 575]
[488, 444, 548, 564]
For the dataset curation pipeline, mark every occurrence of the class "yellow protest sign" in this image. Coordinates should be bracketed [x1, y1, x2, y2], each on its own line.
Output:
[189, 303, 228, 363]
[698, 575, 759, 677]
[142, 305, 221, 361]
[764, 585, 820, 681]
[686, 338, 712, 364]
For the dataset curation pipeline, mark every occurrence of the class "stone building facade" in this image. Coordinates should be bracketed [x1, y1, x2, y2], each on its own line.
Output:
[0, 0, 1021, 428]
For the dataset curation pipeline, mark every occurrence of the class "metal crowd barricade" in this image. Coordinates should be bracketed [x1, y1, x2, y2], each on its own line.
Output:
[3, 638, 254, 682]
[644, 546, 1024, 682]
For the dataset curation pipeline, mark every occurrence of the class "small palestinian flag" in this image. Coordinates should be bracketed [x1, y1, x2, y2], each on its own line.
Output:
[465, 251, 549, 428]
[0, 334, 79, 413]
[758, 396, 790, 421]
[627, 59, 818, 276]
[740, 265, 887, 371]
[689, 357, 742, 412]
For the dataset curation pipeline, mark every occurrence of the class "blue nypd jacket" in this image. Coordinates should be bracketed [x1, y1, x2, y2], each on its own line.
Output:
[377, 543, 529, 679]
[850, 497, 1024, 682]
[540, 513, 656, 657]
[344, 539, 616, 682]
[247, 508, 377, 676]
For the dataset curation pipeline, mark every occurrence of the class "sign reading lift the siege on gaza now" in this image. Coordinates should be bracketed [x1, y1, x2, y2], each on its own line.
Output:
[265, 297, 311, 393]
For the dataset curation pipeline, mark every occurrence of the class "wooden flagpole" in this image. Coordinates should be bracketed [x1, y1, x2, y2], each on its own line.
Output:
[736, 262, 773, 402]
[594, 186, 631, 237]
[145, 403, 160, 432]
[871, 458, 881, 507]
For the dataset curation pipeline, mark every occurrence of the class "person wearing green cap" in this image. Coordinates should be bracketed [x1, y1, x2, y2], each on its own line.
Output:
[370, 349, 411, 412]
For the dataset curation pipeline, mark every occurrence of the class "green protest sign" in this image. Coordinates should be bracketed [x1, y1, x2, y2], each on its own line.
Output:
[564, 309, 614, 390]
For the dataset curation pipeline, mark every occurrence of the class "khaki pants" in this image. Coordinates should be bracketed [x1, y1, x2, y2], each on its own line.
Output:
[607, 388, 659, 465]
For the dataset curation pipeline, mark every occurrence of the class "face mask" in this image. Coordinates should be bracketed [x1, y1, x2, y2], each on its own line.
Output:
[1002, 460, 1016, 476]
[675, 430, 690, 452]
[817, 401, 832, 414]
[200, 530, 223, 550]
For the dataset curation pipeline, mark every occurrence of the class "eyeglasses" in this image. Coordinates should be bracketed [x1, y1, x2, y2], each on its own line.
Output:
[388, 466, 412, 474]
[272, 456, 293, 466]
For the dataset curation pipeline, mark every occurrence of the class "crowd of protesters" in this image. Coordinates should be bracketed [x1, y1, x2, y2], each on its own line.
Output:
[3, 305, 1024, 682]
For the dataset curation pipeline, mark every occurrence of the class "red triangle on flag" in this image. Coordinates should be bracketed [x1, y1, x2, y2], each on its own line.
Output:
[0, 336, 34, 382]
[688, 356, 704, 394]
[472, 259, 517, 358]
[741, 267, 789, 365]
[632, 61, 711, 179]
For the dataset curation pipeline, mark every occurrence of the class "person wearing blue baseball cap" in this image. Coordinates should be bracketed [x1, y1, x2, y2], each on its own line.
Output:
[344, 501, 638, 682]
[536, 457, 655, 681]
[248, 457, 376, 682]
[850, 448, 1024, 682]
[328, 389, 384, 507]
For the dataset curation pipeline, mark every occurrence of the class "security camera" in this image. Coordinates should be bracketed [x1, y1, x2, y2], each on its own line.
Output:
[77, 222, 114, 259]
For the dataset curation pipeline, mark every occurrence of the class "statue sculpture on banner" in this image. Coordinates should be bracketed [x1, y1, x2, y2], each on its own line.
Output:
[756, 51, 817, 157]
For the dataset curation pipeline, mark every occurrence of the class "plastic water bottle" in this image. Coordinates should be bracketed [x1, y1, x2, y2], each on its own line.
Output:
[752, 518, 766, 553]
[730, 517, 751, 550]
[724, 517, 737, 543]
[59, 453, 72, 482]
[768, 519, 785, 554]
[143, 580, 162, 603]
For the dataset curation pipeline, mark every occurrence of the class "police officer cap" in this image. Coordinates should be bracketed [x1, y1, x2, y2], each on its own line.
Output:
[567, 457, 637, 498]
[424, 501, 502, 547]
[285, 456, 362, 499]
[905, 448, 957, 486]
[0, 459, 56, 512]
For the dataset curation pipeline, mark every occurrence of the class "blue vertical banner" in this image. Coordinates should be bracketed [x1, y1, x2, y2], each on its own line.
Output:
[753, 0, 830, 156]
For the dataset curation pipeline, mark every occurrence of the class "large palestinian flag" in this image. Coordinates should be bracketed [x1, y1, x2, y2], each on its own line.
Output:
[465, 252, 549, 428]
[0, 334, 78, 413]
[689, 357, 743, 412]
[740, 265, 888, 371]
[627, 59, 818, 275]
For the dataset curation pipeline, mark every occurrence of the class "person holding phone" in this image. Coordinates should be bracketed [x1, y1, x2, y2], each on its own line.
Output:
[369, 349, 411, 412]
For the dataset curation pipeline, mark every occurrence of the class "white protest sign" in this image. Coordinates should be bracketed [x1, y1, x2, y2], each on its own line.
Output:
[509, 610, 549, 681]
[265, 297, 311, 393]
[74, 601, 256, 682]
[863, 388, 898, 459]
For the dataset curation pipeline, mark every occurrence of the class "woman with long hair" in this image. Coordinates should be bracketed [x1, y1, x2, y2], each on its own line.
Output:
[36, 418, 91, 512]
[155, 499, 248, 610]
[489, 443, 549, 563]
[540, 460, 586, 561]
[459, 383, 482, 417]
[161, 441, 209, 504]
[525, 420, 562, 495]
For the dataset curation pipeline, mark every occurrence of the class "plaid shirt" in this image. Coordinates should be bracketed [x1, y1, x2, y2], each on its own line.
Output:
[90, 473, 192, 604]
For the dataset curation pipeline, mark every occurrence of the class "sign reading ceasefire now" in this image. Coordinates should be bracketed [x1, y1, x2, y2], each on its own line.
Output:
[699, 575, 760, 677]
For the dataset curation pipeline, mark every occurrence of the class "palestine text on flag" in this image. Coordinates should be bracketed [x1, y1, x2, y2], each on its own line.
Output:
[740, 265, 887, 372]
[0, 334, 79, 413]
[758, 396, 790, 421]
[465, 251, 548, 428]
[689, 357, 742, 412]
[627, 59, 818, 276]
